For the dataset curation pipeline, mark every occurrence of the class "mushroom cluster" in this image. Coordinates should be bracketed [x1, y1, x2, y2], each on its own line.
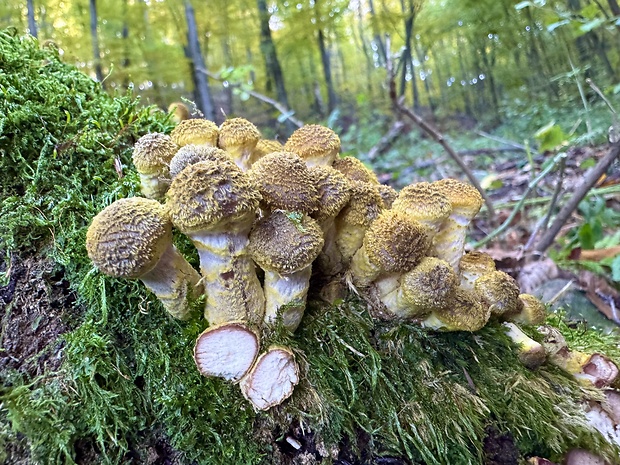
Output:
[86, 116, 618, 411]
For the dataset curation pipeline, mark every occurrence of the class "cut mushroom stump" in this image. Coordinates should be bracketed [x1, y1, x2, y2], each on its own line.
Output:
[194, 321, 260, 383]
[239, 346, 300, 411]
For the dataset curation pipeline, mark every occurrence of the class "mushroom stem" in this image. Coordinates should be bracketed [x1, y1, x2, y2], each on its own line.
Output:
[139, 242, 203, 320]
[190, 231, 265, 326]
[263, 267, 312, 331]
[502, 322, 546, 369]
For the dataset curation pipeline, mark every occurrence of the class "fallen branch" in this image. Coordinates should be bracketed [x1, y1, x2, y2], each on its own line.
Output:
[457, 147, 527, 156]
[366, 120, 407, 161]
[196, 66, 304, 128]
[534, 142, 620, 254]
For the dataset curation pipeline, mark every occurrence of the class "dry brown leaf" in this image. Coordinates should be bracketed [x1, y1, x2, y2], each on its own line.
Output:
[569, 246, 620, 262]
[517, 257, 560, 294]
[578, 270, 620, 323]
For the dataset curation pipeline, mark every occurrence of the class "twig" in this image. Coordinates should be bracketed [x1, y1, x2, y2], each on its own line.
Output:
[366, 120, 407, 161]
[457, 147, 527, 156]
[535, 142, 620, 253]
[384, 39, 495, 218]
[473, 152, 566, 249]
[476, 131, 530, 152]
[585, 78, 616, 114]
[540, 155, 566, 233]
[195, 66, 304, 128]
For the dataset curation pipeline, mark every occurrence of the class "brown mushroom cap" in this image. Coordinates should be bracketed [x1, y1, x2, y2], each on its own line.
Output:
[249, 211, 324, 274]
[337, 181, 384, 229]
[284, 124, 341, 166]
[363, 210, 430, 273]
[248, 151, 319, 214]
[430, 288, 490, 331]
[171, 119, 219, 147]
[376, 184, 398, 209]
[332, 157, 379, 184]
[392, 182, 452, 228]
[167, 102, 191, 124]
[86, 197, 172, 278]
[309, 165, 351, 222]
[250, 139, 284, 165]
[460, 251, 496, 275]
[508, 294, 547, 325]
[166, 160, 261, 234]
[402, 257, 458, 312]
[218, 117, 261, 155]
[132, 133, 178, 175]
[432, 178, 483, 217]
[169, 145, 234, 178]
[474, 270, 522, 318]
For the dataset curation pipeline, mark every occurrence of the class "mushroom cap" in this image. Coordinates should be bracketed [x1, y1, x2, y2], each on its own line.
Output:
[284, 124, 341, 166]
[86, 197, 172, 279]
[433, 288, 490, 331]
[167, 102, 190, 124]
[169, 145, 234, 178]
[337, 181, 384, 228]
[249, 211, 324, 274]
[332, 157, 379, 184]
[460, 251, 496, 275]
[432, 178, 483, 216]
[402, 257, 458, 312]
[392, 182, 452, 226]
[166, 160, 261, 234]
[309, 165, 351, 222]
[131, 133, 179, 175]
[363, 210, 430, 273]
[509, 294, 547, 325]
[376, 184, 398, 209]
[218, 117, 261, 153]
[248, 151, 319, 214]
[474, 270, 522, 318]
[251, 139, 284, 164]
[170, 118, 219, 147]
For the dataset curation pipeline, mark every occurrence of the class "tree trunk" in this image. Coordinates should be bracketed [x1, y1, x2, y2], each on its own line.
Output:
[317, 28, 337, 113]
[367, 0, 387, 66]
[89, 0, 105, 85]
[184, 0, 216, 121]
[608, 0, 620, 14]
[399, 0, 420, 110]
[257, 0, 290, 108]
[27, 0, 38, 38]
[355, 0, 374, 96]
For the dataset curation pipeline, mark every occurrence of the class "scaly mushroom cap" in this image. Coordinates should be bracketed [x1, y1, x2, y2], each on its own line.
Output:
[218, 117, 261, 170]
[171, 118, 219, 147]
[376, 184, 398, 209]
[86, 197, 172, 278]
[402, 257, 458, 314]
[508, 294, 547, 325]
[284, 124, 341, 166]
[309, 165, 351, 222]
[364, 210, 430, 273]
[169, 145, 234, 178]
[432, 178, 484, 215]
[332, 156, 379, 184]
[248, 151, 319, 214]
[474, 270, 522, 318]
[167, 102, 190, 124]
[166, 160, 261, 234]
[132, 133, 178, 176]
[250, 139, 284, 165]
[392, 182, 452, 231]
[425, 288, 490, 332]
[459, 251, 496, 290]
[249, 211, 324, 274]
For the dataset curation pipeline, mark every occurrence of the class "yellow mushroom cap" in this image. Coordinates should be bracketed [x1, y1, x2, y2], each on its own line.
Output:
[337, 181, 384, 228]
[86, 197, 172, 279]
[332, 157, 379, 184]
[249, 151, 319, 214]
[166, 160, 261, 234]
[169, 145, 234, 178]
[460, 251, 496, 275]
[363, 210, 430, 273]
[249, 211, 324, 274]
[170, 119, 219, 147]
[376, 184, 398, 209]
[284, 124, 341, 166]
[402, 257, 458, 312]
[392, 182, 452, 227]
[432, 178, 483, 217]
[508, 294, 547, 325]
[132, 133, 178, 175]
[250, 139, 284, 165]
[432, 288, 490, 331]
[309, 165, 351, 222]
[474, 270, 522, 318]
[167, 102, 191, 124]
[218, 118, 261, 154]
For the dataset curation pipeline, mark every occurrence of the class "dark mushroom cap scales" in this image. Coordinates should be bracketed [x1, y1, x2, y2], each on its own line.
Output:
[392, 182, 452, 227]
[249, 211, 324, 274]
[218, 117, 261, 153]
[309, 165, 351, 222]
[169, 145, 234, 179]
[474, 270, 522, 318]
[428, 288, 491, 332]
[333, 156, 379, 184]
[86, 197, 172, 278]
[402, 257, 458, 312]
[132, 133, 179, 175]
[166, 160, 261, 234]
[284, 124, 341, 166]
[171, 118, 219, 147]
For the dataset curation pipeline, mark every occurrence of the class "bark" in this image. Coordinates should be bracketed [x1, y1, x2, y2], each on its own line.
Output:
[367, 0, 387, 65]
[89, 0, 104, 85]
[317, 27, 338, 112]
[27, 0, 37, 38]
[399, 0, 420, 110]
[184, 0, 215, 121]
[257, 0, 290, 108]
[608, 0, 620, 14]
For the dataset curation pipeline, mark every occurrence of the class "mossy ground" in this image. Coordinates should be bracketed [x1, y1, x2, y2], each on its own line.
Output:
[2, 27, 620, 465]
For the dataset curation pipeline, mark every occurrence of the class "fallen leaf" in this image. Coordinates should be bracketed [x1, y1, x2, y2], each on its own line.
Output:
[569, 245, 620, 262]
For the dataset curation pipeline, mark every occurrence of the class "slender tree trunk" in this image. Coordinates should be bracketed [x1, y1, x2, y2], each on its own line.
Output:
[222, 39, 235, 115]
[184, 0, 216, 121]
[317, 28, 337, 112]
[121, 0, 130, 87]
[457, 37, 474, 117]
[257, 0, 290, 108]
[399, 0, 420, 110]
[27, 0, 38, 38]
[89, 0, 104, 84]
[416, 44, 435, 113]
[355, 0, 374, 96]
[367, 0, 387, 65]
[608, 0, 620, 14]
